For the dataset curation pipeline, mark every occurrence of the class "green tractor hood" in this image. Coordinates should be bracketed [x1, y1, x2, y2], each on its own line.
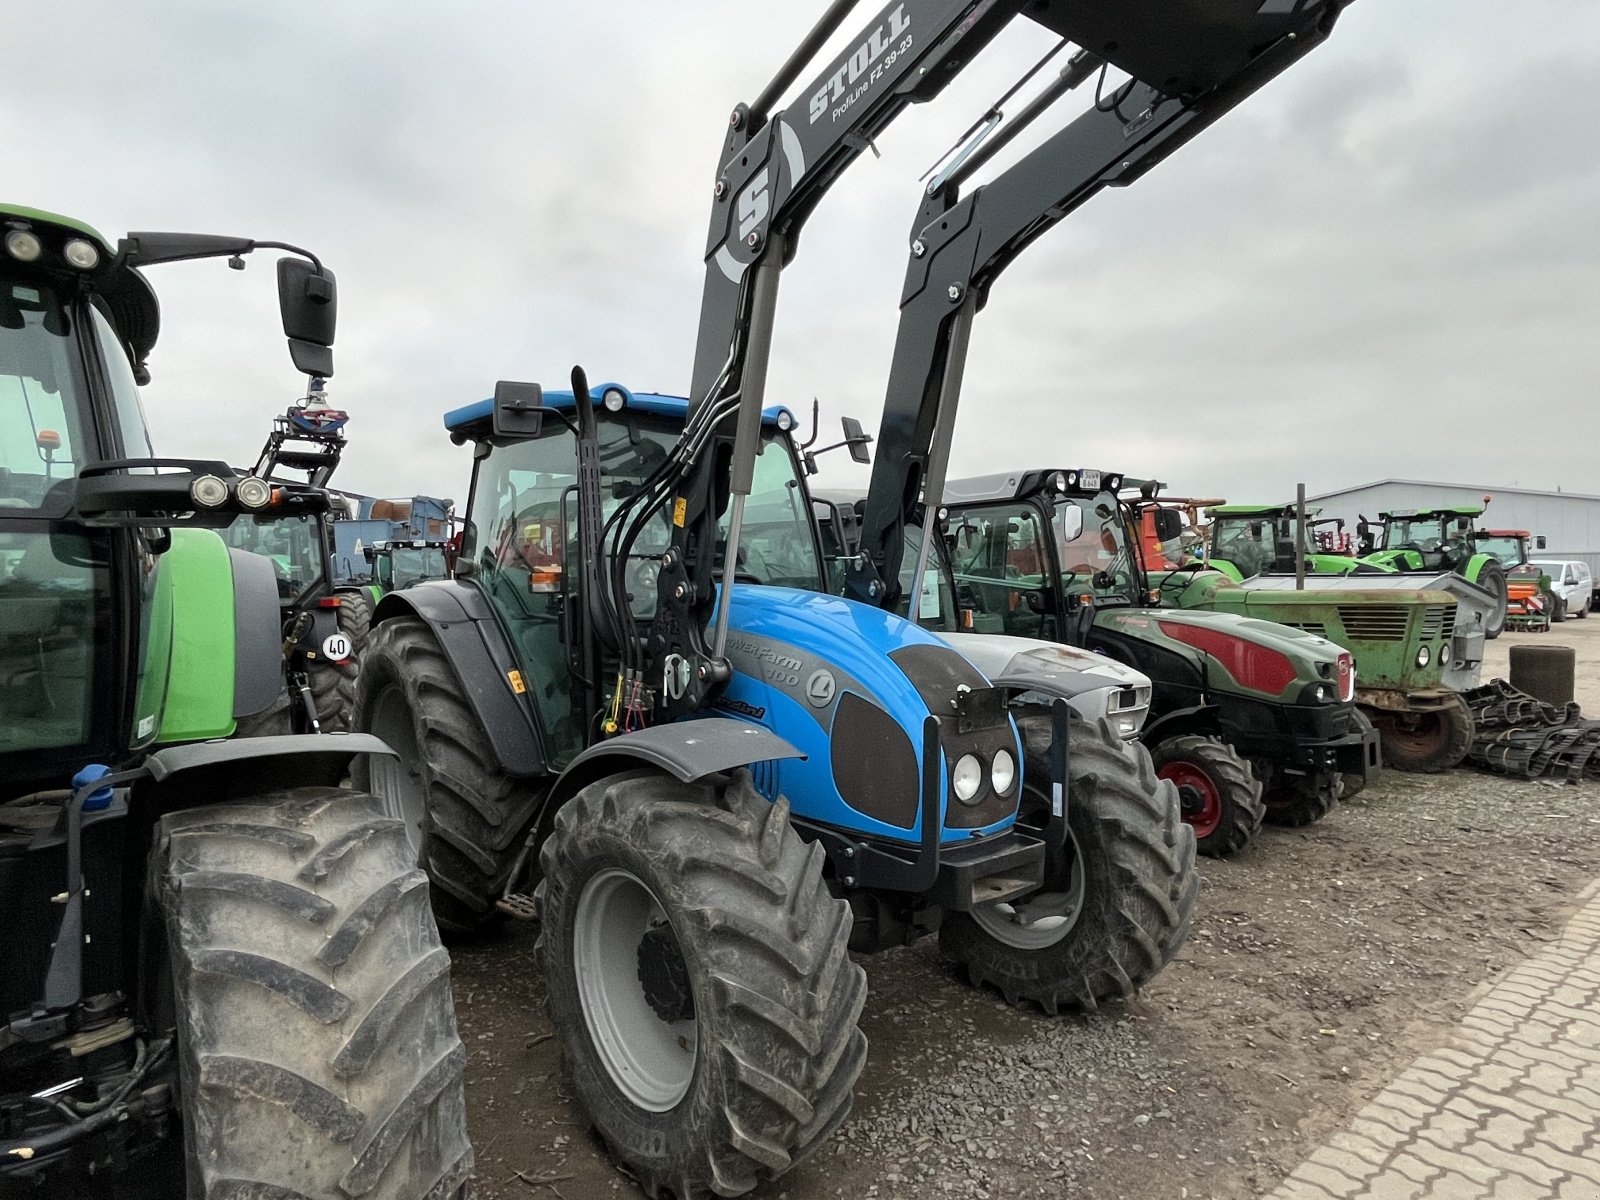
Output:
[1172, 571, 1485, 695]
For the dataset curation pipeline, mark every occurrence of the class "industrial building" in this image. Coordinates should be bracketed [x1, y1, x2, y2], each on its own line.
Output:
[1306, 479, 1600, 573]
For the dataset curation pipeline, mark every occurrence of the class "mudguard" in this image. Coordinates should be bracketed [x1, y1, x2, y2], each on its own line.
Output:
[546, 718, 803, 810]
[373, 581, 546, 777]
[141, 732, 394, 803]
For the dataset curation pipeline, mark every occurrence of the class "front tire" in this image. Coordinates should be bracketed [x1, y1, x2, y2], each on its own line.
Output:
[1262, 771, 1340, 827]
[1367, 695, 1473, 773]
[939, 714, 1198, 1014]
[353, 615, 543, 933]
[1150, 735, 1264, 857]
[535, 769, 867, 1199]
[157, 787, 472, 1200]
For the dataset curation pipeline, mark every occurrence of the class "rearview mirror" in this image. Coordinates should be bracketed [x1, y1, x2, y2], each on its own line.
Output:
[1535, 534, 1548, 550]
[277, 258, 338, 378]
[842, 417, 872, 464]
[493, 380, 545, 439]
[1153, 509, 1182, 542]
[1061, 506, 1084, 542]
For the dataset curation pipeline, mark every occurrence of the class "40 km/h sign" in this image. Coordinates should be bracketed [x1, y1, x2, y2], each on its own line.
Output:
[322, 633, 353, 663]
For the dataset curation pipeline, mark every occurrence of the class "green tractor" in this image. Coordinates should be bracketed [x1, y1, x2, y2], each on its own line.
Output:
[1207, 502, 1511, 639]
[938, 470, 1379, 855]
[363, 537, 456, 598]
[1162, 502, 1493, 773]
[220, 389, 375, 734]
[0, 207, 470, 1198]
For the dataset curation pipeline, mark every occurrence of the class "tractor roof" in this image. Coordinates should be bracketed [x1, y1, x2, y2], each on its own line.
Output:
[1207, 502, 1323, 518]
[444, 384, 795, 437]
[1479, 528, 1530, 538]
[1, 203, 160, 373]
[944, 468, 1129, 506]
[1378, 506, 1483, 519]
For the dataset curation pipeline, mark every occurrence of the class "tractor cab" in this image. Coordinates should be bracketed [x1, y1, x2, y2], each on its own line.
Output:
[941, 468, 1148, 639]
[441, 383, 826, 767]
[1370, 506, 1484, 572]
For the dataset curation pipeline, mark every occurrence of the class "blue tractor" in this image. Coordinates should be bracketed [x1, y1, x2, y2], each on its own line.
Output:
[352, 1, 1352, 1194]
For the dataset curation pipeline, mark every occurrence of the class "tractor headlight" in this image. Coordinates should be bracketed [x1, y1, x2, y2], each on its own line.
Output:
[5, 230, 42, 262]
[1416, 645, 1431, 668]
[777, 409, 794, 431]
[190, 475, 229, 508]
[235, 476, 272, 509]
[602, 388, 626, 412]
[952, 754, 983, 804]
[991, 749, 1016, 796]
[63, 239, 101, 270]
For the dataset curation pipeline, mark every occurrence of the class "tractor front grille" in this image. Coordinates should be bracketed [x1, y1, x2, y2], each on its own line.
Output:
[1415, 603, 1457, 642]
[1336, 605, 1411, 642]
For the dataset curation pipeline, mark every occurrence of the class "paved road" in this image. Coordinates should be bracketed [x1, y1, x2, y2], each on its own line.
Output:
[1272, 881, 1600, 1199]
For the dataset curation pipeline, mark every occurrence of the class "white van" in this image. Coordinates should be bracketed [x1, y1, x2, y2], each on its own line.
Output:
[1528, 559, 1593, 621]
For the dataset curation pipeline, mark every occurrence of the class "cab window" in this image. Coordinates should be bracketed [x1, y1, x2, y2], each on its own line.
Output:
[0, 281, 84, 510]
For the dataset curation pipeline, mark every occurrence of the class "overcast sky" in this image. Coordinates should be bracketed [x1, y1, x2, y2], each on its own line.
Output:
[8, 1, 1599, 506]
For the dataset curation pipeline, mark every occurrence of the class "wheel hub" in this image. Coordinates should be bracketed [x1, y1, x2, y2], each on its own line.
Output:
[1158, 761, 1221, 839]
[637, 922, 694, 1024]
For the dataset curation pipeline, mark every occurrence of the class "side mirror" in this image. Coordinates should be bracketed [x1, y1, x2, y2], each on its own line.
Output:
[1153, 509, 1182, 542]
[493, 380, 545, 439]
[277, 258, 338, 378]
[1060, 506, 1084, 542]
[842, 417, 872, 465]
[1535, 535, 1548, 550]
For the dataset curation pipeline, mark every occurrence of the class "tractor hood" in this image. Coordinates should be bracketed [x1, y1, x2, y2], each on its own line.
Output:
[716, 585, 1023, 846]
[1102, 605, 1346, 659]
[931, 631, 1151, 693]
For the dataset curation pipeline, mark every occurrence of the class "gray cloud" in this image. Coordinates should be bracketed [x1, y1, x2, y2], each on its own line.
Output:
[7, 1, 1598, 508]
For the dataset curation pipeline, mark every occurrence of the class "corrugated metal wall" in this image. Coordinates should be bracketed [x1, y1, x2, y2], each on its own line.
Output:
[1305, 481, 1600, 574]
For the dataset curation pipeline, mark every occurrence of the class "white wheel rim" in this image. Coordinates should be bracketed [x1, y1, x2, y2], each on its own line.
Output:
[969, 825, 1088, 951]
[574, 868, 696, 1111]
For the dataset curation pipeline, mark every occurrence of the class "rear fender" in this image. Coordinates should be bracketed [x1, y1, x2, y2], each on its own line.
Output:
[373, 582, 546, 777]
[1142, 702, 1220, 744]
[140, 733, 395, 807]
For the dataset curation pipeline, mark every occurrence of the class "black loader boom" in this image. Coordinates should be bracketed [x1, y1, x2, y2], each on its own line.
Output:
[842, 0, 1353, 609]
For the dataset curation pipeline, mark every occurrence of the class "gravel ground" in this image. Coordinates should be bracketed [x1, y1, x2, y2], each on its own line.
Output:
[449, 621, 1600, 1200]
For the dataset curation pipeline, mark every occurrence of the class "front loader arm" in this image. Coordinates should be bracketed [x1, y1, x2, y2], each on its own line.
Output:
[848, 0, 1352, 608]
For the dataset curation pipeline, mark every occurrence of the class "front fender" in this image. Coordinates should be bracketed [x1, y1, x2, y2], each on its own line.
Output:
[546, 718, 802, 812]
[142, 732, 394, 804]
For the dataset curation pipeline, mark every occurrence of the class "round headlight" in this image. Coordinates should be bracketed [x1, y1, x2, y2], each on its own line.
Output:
[777, 409, 794, 431]
[1416, 645, 1431, 668]
[991, 748, 1016, 796]
[1313, 684, 1329, 702]
[5, 230, 42, 262]
[952, 753, 983, 804]
[235, 476, 272, 509]
[1051, 472, 1068, 493]
[63, 239, 101, 270]
[602, 388, 626, 413]
[190, 475, 229, 508]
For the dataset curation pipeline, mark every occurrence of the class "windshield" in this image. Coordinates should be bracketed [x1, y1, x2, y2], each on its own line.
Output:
[0, 280, 86, 512]
[1209, 514, 1282, 576]
[1055, 492, 1141, 606]
[1476, 535, 1526, 566]
[383, 545, 450, 590]
[221, 514, 326, 604]
[1382, 515, 1471, 551]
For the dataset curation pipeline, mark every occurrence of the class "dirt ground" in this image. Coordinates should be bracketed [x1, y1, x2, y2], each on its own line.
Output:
[449, 619, 1600, 1200]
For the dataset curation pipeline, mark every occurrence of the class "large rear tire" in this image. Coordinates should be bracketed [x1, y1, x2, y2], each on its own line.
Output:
[1262, 770, 1339, 827]
[1479, 561, 1508, 639]
[157, 787, 472, 1200]
[1150, 734, 1264, 857]
[353, 615, 543, 934]
[1367, 695, 1473, 773]
[534, 768, 867, 1199]
[939, 714, 1198, 1013]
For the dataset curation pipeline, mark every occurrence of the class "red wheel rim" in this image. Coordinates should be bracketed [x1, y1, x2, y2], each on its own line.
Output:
[1159, 762, 1222, 839]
